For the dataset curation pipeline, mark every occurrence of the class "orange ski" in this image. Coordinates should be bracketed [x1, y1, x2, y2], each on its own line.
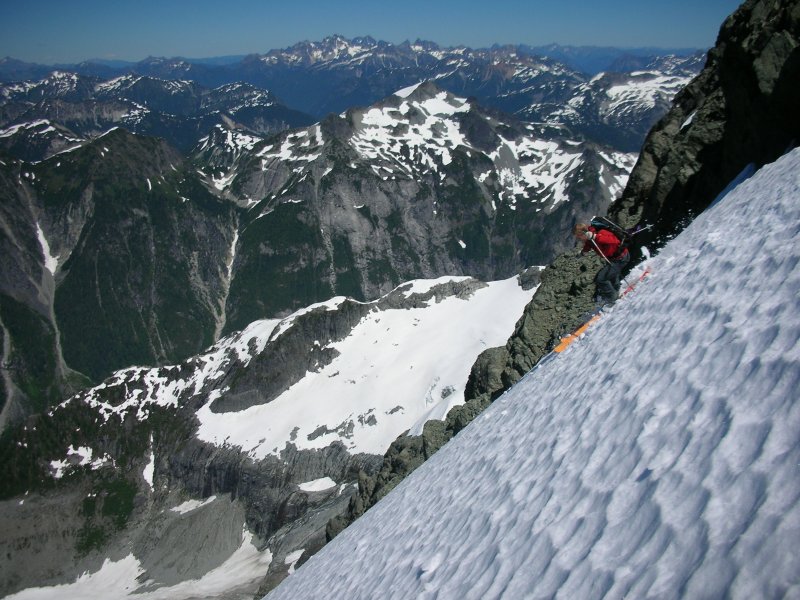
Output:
[553, 267, 651, 354]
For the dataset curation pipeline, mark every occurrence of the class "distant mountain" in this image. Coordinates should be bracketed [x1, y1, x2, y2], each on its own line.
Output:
[530, 61, 702, 152]
[0, 72, 314, 158]
[0, 57, 55, 82]
[521, 43, 704, 74]
[0, 119, 84, 163]
[1, 38, 703, 152]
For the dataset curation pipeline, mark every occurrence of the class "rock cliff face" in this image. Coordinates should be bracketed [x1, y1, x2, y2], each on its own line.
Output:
[1, 130, 240, 387]
[334, 0, 800, 538]
[611, 0, 800, 243]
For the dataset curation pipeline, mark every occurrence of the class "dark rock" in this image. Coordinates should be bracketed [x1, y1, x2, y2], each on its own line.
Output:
[610, 0, 800, 254]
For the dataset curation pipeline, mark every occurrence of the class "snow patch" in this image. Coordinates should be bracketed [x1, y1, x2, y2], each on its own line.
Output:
[195, 275, 536, 457]
[6, 529, 271, 600]
[35, 222, 59, 275]
[297, 478, 337, 492]
[49, 445, 113, 479]
[171, 495, 217, 515]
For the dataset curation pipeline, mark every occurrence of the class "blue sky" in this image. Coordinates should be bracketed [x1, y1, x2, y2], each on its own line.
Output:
[2, 0, 744, 64]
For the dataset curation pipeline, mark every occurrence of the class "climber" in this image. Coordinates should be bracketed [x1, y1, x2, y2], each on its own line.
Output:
[573, 222, 630, 306]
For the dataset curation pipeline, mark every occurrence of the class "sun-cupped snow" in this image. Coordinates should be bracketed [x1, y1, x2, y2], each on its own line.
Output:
[265, 148, 800, 600]
[195, 275, 536, 457]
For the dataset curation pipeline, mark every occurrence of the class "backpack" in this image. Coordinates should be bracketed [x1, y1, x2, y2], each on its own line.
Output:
[589, 216, 634, 257]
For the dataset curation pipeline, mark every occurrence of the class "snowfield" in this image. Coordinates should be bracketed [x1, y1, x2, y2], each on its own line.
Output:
[196, 275, 537, 458]
[265, 149, 800, 599]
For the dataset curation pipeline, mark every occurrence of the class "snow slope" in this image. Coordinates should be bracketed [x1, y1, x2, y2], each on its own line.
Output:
[265, 148, 800, 599]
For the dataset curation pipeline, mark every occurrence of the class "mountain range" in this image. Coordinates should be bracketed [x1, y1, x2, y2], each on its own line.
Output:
[2, 1, 798, 597]
[0, 73, 315, 158]
[2, 38, 704, 153]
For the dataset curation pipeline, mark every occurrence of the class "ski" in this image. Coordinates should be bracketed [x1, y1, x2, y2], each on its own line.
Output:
[553, 267, 651, 354]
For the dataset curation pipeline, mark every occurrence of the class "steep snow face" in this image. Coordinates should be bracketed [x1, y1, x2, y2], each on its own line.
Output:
[265, 149, 800, 599]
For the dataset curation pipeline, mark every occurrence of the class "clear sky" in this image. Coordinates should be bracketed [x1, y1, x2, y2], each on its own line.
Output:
[1, 0, 744, 65]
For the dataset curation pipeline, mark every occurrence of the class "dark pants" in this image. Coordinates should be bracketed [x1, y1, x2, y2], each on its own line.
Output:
[595, 252, 630, 303]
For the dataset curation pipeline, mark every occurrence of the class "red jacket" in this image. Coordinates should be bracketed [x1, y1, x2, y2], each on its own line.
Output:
[582, 227, 627, 260]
